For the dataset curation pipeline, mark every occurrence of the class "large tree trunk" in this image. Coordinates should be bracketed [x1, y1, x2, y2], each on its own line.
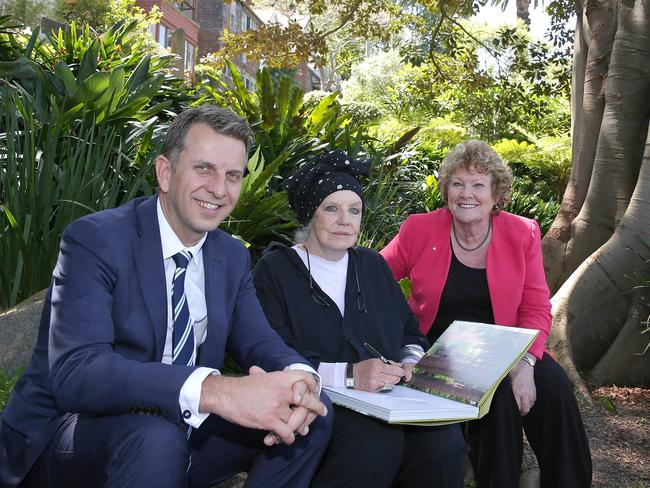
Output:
[543, 0, 616, 292]
[546, 0, 650, 387]
[550, 116, 650, 387]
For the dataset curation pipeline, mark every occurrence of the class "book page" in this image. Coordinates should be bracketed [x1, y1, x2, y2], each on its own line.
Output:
[324, 385, 478, 423]
[407, 321, 538, 406]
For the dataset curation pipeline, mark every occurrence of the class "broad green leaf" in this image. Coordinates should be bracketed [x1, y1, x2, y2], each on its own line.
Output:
[54, 61, 77, 95]
[77, 38, 99, 83]
[306, 92, 339, 137]
[124, 55, 151, 93]
[276, 76, 292, 136]
[72, 72, 111, 104]
[23, 27, 40, 59]
[259, 70, 276, 130]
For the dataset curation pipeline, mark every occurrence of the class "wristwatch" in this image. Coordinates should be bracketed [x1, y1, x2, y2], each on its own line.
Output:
[345, 362, 355, 389]
[521, 353, 537, 368]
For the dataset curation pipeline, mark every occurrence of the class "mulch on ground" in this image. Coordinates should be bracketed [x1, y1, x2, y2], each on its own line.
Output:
[586, 386, 649, 488]
[522, 386, 649, 488]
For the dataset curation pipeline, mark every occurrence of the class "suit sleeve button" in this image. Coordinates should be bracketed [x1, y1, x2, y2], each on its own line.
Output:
[183, 410, 191, 419]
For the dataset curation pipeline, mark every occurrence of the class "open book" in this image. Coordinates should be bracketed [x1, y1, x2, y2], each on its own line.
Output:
[324, 321, 539, 425]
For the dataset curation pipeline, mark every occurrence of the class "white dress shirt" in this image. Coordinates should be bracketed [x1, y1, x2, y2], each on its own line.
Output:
[157, 199, 320, 427]
[158, 200, 215, 428]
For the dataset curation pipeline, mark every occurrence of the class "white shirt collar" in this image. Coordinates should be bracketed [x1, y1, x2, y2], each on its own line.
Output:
[157, 196, 206, 262]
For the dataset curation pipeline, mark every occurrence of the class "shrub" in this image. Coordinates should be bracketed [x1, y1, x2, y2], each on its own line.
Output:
[495, 135, 571, 203]
[0, 20, 187, 309]
[341, 102, 382, 127]
[302, 89, 335, 109]
[506, 178, 559, 234]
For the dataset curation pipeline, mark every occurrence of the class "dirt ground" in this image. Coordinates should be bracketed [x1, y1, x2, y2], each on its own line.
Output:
[522, 385, 650, 487]
[585, 386, 649, 487]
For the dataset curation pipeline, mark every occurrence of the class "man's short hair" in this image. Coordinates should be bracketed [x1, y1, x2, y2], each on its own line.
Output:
[163, 106, 253, 166]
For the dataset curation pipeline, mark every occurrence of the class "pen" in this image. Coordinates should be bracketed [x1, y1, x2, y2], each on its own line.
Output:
[363, 342, 398, 392]
[363, 342, 390, 364]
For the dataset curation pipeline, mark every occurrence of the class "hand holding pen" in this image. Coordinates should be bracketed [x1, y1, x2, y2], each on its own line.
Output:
[349, 342, 407, 392]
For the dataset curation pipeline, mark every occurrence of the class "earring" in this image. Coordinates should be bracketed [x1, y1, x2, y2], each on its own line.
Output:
[492, 203, 499, 211]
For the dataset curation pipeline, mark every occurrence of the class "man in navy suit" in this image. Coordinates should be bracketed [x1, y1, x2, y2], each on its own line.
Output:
[0, 106, 332, 487]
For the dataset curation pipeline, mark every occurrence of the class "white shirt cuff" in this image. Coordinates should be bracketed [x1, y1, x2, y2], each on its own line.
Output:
[287, 362, 322, 394]
[179, 367, 219, 428]
[401, 344, 425, 364]
[317, 362, 347, 388]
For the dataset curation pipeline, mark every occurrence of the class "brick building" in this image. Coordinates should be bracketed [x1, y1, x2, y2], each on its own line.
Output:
[198, 0, 262, 90]
[138, 0, 199, 74]
[137, 0, 320, 91]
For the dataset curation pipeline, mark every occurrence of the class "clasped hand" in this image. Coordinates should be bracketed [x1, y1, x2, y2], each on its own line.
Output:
[199, 365, 327, 447]
[353, 358, 413, 392]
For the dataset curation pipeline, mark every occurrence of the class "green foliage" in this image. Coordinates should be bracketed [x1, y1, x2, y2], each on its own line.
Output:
[342, 50, 435, 121]
[302, 89, 333, 109]
[222, 148, 298, 258]
[416, 118, 468, 152]
[341, 21, 571, 143]
[359, 146, 443, 249]
[0, 0, 52, 27]
[195, 62, 378, 252]
[495, 134, 571, 202]
[340, 102, 382, 127]
[359, 158, 412, 249]
[600, 396, 618, 414]
[54, 0, 110, 29]
[506, 178, 560, 234]
[202, 62, 369, 171]
[102, 0, 164, 54]
[0, 369, 21, 410]
[0, 20, 187, 309]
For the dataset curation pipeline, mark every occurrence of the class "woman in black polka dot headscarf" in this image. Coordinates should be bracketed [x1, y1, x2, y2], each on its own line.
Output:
[281, 149, 370, 226]
[253, 149, 467, 488]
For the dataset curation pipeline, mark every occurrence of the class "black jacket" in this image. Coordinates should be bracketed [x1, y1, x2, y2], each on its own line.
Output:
[253, 244, 428, 368]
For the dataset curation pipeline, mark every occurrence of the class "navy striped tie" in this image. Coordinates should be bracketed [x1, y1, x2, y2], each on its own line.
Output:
[172, 250, 195, 366]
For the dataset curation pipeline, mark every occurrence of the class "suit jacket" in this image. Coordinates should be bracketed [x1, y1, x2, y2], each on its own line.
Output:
[380, 209, 551, 359]
[0, 196, 307, 487]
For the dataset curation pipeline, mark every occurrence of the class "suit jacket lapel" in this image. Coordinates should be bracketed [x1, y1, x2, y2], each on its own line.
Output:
[133, 196, 168, 360]
[200, 233, 228, 368]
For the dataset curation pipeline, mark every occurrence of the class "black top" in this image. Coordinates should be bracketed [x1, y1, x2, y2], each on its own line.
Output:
[428, 247, 494, 343]
[253, 244, 429, 368]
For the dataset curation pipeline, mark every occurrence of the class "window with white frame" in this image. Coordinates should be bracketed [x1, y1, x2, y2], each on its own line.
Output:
[157, 24, 172, 48]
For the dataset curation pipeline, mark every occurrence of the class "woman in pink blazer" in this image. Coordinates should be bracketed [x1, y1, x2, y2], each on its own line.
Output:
[381, 140, 591, 488]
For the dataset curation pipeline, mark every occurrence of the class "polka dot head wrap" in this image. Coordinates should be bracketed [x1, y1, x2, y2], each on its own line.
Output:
[282, 149, 370, 225]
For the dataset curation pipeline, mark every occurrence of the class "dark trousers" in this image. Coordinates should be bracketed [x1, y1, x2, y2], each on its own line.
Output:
[23, 393, 333, 488]
[467, 353, 592, 488]
[312, 405, 467, 488]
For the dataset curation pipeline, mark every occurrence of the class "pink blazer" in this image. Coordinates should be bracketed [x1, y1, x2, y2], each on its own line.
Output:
[380, 209, 551, 358]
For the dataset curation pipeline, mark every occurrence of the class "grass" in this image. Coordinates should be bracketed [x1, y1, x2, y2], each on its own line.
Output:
[0, 369, 21, 410]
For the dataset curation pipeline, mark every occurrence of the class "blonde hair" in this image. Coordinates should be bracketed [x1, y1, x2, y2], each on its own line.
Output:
[438, 140, 513, 209]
